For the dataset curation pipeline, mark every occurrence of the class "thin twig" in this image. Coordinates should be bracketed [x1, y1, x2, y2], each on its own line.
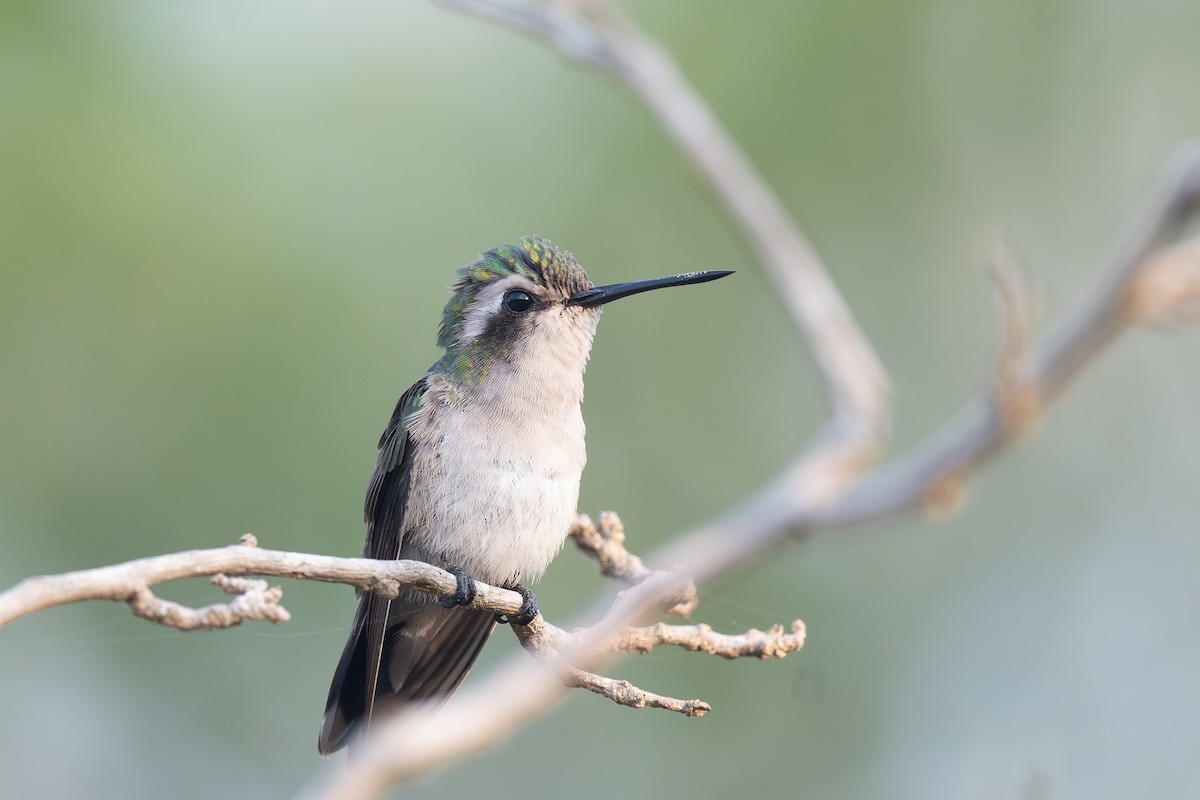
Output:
[607, 620, 806, 659]
[506, 615, 712, 715]
[126, 575, 291, 630]
[570, 512, 696, 615]
[566, 669, 711, 716]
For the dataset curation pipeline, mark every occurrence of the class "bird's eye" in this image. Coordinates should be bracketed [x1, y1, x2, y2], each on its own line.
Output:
[503, 290, 534, 313]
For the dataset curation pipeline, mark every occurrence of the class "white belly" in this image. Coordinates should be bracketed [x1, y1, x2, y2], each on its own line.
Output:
[404, 378, 587, 585]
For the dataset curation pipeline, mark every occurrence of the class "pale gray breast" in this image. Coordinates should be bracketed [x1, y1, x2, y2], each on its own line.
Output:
[404, 371, 587, 585]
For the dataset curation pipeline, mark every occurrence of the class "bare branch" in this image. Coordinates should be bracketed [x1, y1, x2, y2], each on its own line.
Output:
[1, 526, 801, 725]
[0, 538, 531, 629]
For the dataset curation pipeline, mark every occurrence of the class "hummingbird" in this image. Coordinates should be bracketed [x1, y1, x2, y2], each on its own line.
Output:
[318, 235, 731, 755]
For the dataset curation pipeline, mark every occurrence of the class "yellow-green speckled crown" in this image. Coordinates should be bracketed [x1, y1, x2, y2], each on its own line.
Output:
[438, 236, 593, 348]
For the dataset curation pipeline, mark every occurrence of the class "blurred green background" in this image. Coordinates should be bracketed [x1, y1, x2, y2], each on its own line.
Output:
[3, 1, 1200, 798]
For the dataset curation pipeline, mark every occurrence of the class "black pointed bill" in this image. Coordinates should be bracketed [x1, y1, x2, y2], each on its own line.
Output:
[566, 269, 734, 308]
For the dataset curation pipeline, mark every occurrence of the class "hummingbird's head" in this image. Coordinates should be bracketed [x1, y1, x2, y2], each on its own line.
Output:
[439, 235, 594, 353]
[436, 236, 733, 383]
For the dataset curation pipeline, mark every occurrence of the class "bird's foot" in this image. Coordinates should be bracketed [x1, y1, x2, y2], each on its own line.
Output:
[496, 582, 538, 626]
[440, 565, 478, 609]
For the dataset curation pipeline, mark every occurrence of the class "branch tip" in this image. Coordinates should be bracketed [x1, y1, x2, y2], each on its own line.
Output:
[1125, 234, 1200, 326]
[566, 668, 712, 716]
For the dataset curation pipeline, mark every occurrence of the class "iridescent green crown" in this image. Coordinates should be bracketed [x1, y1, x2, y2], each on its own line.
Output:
[438, 236, 592, 347]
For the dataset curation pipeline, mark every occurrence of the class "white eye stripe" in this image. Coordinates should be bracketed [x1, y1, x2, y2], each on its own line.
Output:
[459, 278, 536, 341]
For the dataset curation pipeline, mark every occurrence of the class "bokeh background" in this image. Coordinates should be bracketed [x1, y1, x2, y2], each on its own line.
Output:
[3, 1, 1200, 798]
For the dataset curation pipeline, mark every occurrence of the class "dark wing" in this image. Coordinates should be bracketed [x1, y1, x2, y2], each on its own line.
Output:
[363, 378, 429, 551]
[318, 378, 427, 755]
